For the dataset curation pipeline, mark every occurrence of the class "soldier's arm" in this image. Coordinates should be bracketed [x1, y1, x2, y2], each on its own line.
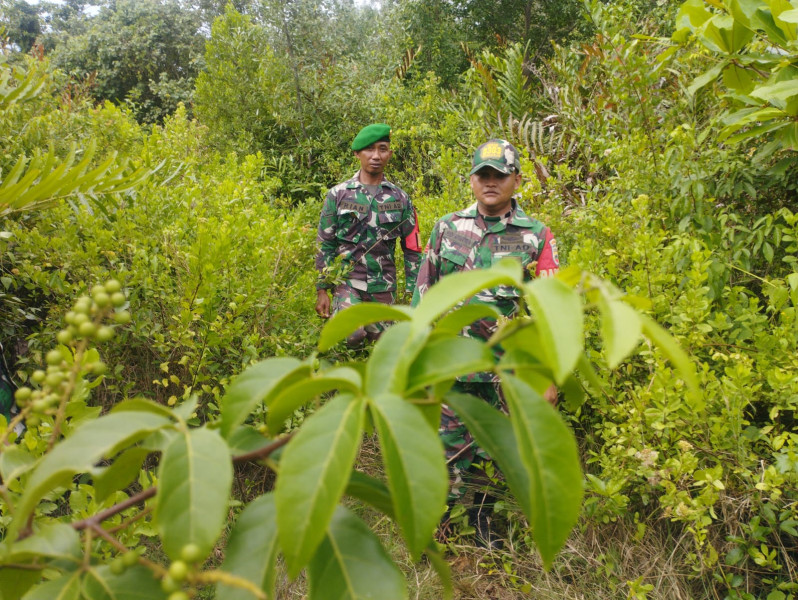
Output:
[400, 205, 422, 292]
[535, 227, 560, 278]
[315, 190, 339, 290]
[410, 222, 443, 307]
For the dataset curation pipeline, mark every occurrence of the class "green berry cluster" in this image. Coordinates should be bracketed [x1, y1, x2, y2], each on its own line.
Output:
[13, 279, 130, 428]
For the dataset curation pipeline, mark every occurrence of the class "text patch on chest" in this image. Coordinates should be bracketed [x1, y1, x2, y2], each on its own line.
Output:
[377, 201, 403, 212]
[443, 229, 476, 250]
[490, 233, 535, 253]
[340, 201, 368, 214]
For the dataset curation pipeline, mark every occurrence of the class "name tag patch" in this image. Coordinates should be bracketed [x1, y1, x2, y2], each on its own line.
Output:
[443, 229, 475, 250]
[490, 233, 534, 253]
[378, 201, 403, 212]
[340, 201, 368, 214]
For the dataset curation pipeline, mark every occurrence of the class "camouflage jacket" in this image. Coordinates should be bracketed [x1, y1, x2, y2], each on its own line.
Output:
[315, 171, 421, 293]
[411, 200, 559, 381]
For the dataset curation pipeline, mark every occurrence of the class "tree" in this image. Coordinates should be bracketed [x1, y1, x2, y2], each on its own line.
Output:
[48, 0, 205, 123]
[0, 0, 43, 53]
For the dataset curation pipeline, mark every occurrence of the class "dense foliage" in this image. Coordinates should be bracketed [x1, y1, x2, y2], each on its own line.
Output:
[1, 0, 797, 598]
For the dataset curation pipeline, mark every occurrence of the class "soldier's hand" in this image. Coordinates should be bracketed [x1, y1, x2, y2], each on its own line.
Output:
[543, 384, 558, 407]
[316, 289, 331, 319]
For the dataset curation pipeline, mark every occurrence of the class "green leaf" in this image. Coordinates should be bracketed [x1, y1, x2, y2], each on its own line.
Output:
[0, 444, 36, 483]
[155, 428, 233, 561]
[2, 523, 81, 565]
[307, 506, 407, 600]
[217, 494, 279, 600]
[749, 80, 798, 110]
[639, 314, 700, 398]
[412, 258, 522, 328]
[722, 63, 756, 93]
[20, 571, 81, 600]
[276, 394, 365, 578]
[0, 567, 40, 600]
[110, 398, 175, 419]
[82, 566, 167, 600]
[364, 321, 429, 397]
[406, 336, 494, 393]
[674, 0, 712, 34]
[227, 426, 274, 456]
[344, 471, 395, 519]
[501, 375, 583, 569]
[433, 303, 500, 335]
[370, 394, 447, 560]
[318, 304, 413, 352]
[10, 411, 171, 540]
[267, 366, 362, 435]
[523, 277, 584, 385]
[93, 447, 151, 503]
[598, 297, 642, 369]
[445, 392, 532, 514]
[219, 357, 306, 438]
[686, 61, 727, 96]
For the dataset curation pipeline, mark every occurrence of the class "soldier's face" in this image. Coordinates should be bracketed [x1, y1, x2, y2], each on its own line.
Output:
[355, 142, 392, 177]
[470, 167, 521, 216]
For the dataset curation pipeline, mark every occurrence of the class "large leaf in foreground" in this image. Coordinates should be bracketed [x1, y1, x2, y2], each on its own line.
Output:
[155, 428, 233, 561]
[364, 321, 429, 397]
[445, 392, 531, 514]
[413, 259, 522, 328]
[10, 409, 171, 540]
[501, 375, 583, 569]
[318, 303, 413, 351]
[217, 494, 279, 600]
[307, 506, 406, 600]
[20, 571, 81, 600]
[82, 566, 167, 600]
[598, 296, 641, 369]
[276, 394, 365, 578]
[219, 357, 307, 438]
[640, 314, 700, 398]
[371, 394, 447, 560]
[1, 523, 80, 565]
[523, 277, 583, 385]
[406, 336, 494, 393]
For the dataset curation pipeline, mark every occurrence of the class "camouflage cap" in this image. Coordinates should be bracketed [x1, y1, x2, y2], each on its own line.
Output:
[351, 123, 391, 151]
[469, 139, 521, 175]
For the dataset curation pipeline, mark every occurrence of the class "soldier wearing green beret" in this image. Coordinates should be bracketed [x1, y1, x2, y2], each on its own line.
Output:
[315, 123, 422, 347]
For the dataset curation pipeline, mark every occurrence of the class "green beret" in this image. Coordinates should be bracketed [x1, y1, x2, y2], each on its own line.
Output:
[351, 123, 391, 151]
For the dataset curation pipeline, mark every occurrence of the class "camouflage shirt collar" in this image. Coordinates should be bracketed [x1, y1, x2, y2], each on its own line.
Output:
[346, 171, 397, 191]
[455, 199, 537, 228]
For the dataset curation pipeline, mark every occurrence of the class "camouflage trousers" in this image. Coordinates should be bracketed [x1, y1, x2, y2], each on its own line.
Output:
[441, 380, 506, 503]
[332, 282, 395, 347]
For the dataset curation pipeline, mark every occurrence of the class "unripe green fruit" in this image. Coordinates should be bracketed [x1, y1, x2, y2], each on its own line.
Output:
[121, 550, 140, 567]
[179, 543, 203, 563]
[111, 292, 126, 307]
[26, 416, 40, 427]
[46, 349, 63, 366]
[45, 372, 64, 388]
[168, 592, 190, 600]
[32, 399, 49, 412]
[96, 326, 114, 342]
[168, 561, 189, 582]
[110, 558, 126, 575]
[94, 292, 111, 308]
[56, 330, 73, 345]
[160, 575, 180, 594]
[79, 322, 97, 338]
[105, 279, 122, 293]
[114, 310, 132, 325]
[91, 284, 107, 297]
[14, 387, 32, 403]
[64, 311, 78, 325]
[31, 370, 46, 384]
[73, 313, 89, 327]
[92, 362, 108, 375]
[74, 297, 92, 314]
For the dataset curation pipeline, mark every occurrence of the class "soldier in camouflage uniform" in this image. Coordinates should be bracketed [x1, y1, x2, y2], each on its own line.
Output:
[315, 123, 421, 347]
[412, 139, 559, 506]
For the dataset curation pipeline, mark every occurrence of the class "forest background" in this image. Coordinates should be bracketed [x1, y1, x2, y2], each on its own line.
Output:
[0, 0, 797, 598]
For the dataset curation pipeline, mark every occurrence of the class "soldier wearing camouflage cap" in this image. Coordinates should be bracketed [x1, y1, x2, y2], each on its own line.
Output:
[412, 139, 559, 524]
[315, 123, 421, 347]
